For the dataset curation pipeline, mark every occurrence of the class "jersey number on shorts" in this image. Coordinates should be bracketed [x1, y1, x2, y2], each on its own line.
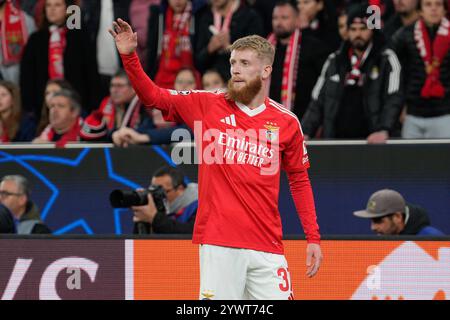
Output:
[277, 268, 291, 292]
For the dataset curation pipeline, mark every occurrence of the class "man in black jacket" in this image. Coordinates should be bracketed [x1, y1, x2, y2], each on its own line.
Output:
[133, 166, 197, 234]
[391, 0, 450, 138]
[302, 4, 403, 142]
[0, 175, 51, 234]
[269, 0, 328, 119]
[81, 0, 131, 98]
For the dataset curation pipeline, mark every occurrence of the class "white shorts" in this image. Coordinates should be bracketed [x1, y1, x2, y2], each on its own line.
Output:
[199, 244, 294, 300]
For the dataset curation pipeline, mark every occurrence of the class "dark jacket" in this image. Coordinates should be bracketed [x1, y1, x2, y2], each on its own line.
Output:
[146, 1, 206, 78]
[17, 201, 51, 234]
[390, 22, 450, 118]
[246, 0, 277, 37]
[400, 203, 445, 236]
[302, 1, 341, 54]
[0, 204, 15, 234]
[82, 0, 131, 46]
[138, 123, 192, 145]
[20, 28, 102, 119]
[269, 31, 329, 119]
[12, 113, 38, 142]
[133, 202, 197, 234]
[194, 2, 264, 80]
[302, 33, 403, 138]
[383, 14, 404, 41]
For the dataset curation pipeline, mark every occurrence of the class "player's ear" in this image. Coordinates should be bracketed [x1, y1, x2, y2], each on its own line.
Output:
[261, 65, 272, 80]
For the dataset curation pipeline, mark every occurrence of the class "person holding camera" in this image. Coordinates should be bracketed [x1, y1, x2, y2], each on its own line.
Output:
[132, 166, 198, 234]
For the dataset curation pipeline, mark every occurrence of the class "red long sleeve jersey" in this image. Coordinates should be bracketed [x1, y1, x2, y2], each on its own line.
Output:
[122, 52, 320, 254]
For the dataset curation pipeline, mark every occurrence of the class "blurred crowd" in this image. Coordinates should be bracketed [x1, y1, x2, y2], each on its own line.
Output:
[0, 0, 449, 147]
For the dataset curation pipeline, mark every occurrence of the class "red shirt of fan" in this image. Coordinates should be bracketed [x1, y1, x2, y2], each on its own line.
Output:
[122, 53, 320, 254]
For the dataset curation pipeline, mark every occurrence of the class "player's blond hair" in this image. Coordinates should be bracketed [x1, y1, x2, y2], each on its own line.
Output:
[229, 35, 275, 66]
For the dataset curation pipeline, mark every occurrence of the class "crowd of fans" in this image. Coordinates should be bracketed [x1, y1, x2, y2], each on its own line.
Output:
[0, 0, 449, 146]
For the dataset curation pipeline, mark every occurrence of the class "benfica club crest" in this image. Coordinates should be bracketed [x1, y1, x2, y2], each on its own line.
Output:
[264, 122, 279, 141]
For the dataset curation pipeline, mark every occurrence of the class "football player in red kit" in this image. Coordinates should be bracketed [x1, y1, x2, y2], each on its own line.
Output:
[110, 18, 322, 300]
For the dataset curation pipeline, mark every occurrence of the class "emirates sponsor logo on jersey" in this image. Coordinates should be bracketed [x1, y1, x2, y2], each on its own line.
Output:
[196, 121, 280, 174]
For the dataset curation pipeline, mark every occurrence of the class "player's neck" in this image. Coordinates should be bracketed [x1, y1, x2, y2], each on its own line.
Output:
[246, 90, 266, 110]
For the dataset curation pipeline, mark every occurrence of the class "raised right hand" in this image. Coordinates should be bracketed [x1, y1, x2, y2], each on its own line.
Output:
[109, 18, 138, 55]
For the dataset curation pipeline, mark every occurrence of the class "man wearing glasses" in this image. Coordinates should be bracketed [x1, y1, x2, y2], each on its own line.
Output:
[0, 175, 51, 234]
[132, 166, 198, 234]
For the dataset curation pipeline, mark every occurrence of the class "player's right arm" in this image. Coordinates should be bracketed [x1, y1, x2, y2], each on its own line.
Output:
[109, 19, 206, 128]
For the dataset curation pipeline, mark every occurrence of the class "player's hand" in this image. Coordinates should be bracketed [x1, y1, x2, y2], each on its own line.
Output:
[109, 18, 138, 55]
[306, 243, 322, 278]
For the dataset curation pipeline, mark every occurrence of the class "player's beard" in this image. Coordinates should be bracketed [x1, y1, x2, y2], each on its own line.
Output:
[226, 76, 262, 106]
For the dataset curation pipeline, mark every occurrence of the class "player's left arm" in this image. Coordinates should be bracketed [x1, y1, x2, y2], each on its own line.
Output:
[282, 120, 323, 278]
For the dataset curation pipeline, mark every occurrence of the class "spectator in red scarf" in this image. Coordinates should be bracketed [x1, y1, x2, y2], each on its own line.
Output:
[33, 88, 82, 146]
[146, 0, 205, 89]
[391, 0, 450, 138]
[0, 0, 36, 84]
[268, 0, 328, 118]
[81, 69, 156, 142]
[195, 0, 264, 81]
[0, 80, 36, 142]
[111, 67, 195, 146]
[20, 0, 101, 121]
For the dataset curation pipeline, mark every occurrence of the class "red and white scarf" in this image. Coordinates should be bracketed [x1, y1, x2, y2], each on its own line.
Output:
[212, 0, 240, 34]
[48, 24, 67, 80]
[414, 17, 450, 98]
[154, 2, 193, 88]
[39, 116, 82, 147]
[345, 43, 372, 86]
[268, 29, 302, 111]
[81, 96, 143, 140]
[1, 0, 28, 65]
